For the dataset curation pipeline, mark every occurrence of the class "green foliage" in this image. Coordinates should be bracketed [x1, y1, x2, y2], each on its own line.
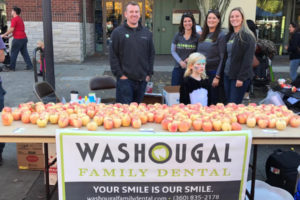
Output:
[257, 0, 283, 14]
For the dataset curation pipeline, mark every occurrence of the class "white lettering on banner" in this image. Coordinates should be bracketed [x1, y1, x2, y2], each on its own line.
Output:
[93, 186, 119, 193]
[184, 185, 212, 193]
[121, 186, 150, 193]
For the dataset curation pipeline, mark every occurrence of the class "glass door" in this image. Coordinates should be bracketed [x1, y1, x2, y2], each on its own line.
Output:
[104, 1, 122, 50]
[101, 0, 146, 53]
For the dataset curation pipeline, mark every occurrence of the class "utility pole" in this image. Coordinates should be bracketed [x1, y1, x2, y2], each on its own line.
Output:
[42, 0, 55, 89]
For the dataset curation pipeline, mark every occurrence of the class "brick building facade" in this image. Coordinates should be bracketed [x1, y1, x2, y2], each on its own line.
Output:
[1, 0, 299, 63]
[4, 0, 95, 63]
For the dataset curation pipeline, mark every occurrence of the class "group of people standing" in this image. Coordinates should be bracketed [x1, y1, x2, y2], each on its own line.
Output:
[109, 2, 256, 106]
[173, 7, 256, 106]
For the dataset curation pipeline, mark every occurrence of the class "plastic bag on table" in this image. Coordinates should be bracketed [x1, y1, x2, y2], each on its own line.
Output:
[259, 89, 285, 106]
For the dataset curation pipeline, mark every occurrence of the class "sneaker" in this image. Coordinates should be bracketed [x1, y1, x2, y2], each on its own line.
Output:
[2, 67, 14, 72]
[244, 92, 250, 100]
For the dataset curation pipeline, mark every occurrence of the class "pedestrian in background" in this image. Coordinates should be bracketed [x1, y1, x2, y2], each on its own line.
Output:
[36, 40, 45, 76]
[171, 12, 199, 86]
[198, 10, 226, 105]
[214, 7, 256, 104]
[1, 6, 33, 72]
[0, 36, 7, 166]
[286, 22, 300, 81]
[110, 1, 155, 104]
[180, 52, 210, 105]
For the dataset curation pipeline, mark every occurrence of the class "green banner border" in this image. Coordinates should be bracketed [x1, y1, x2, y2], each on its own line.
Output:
[58, 131, 251, 200]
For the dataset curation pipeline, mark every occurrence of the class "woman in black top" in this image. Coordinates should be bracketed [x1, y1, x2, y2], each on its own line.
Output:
[197, 10, 225, 105]
[171, 13, 199, 86]
[286, 22, 300, 81]
[213, 7, 255, 104]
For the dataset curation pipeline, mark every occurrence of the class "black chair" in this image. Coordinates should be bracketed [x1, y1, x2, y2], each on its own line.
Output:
[33, 81, 60, 103]
[89, 76, 116, 104]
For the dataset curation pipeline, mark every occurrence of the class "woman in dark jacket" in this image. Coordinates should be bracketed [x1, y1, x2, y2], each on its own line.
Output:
[213, 7, 256, 104]
[286, 22, 300, 81]
[197, 10, 226, 105]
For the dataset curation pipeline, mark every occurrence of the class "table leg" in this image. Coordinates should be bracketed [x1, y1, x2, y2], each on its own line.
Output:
[44, 143, 50, 200]
[44, 143, 58, 200]
[246, 144, 258, 200]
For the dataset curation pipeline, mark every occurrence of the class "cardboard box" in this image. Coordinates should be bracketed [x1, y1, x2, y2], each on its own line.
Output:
[162, 86, 180, 106]
[17, 143, 44, 155]
[17, 153, 45, 170]
[143, 93, 163, 104]
[17, 143, 58, 185]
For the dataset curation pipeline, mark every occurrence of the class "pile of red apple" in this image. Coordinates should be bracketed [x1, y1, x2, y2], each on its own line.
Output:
[1, 102, 300, 132]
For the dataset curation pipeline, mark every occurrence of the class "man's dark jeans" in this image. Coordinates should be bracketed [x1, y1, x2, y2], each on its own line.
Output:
[0, 143, 4, 154]
[224, 75, 250, 104]
[116, 79, 147, 104]
[206, 70, 224, 105]
[171, 67, 185, 86]
[0, 82, 5, 154]
[10, 37, 33, 70]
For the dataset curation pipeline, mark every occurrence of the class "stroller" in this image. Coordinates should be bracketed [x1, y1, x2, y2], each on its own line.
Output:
[252, 39, 277, 87]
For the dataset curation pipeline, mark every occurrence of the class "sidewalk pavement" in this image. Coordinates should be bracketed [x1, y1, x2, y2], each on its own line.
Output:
[0, 54, 295, 108]
[0, 54, 299, 200]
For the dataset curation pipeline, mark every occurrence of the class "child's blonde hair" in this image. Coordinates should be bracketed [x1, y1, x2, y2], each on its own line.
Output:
[37, 40, 44, 48]
[184, 52, 207, 79]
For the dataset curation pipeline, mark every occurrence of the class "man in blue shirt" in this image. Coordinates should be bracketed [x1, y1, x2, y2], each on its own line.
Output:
[0, 36, 7, 166]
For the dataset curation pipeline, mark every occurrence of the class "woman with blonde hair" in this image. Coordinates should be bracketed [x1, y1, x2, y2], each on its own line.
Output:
[180, 52, 210, 105]
[213, 7, 255, 104]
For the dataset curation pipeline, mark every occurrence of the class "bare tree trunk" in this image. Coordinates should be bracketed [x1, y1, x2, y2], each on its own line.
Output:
[196, 0, 232, 25]
[196, 0, 208, 26]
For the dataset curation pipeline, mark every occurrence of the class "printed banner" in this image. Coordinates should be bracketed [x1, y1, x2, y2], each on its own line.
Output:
[56, 131, 252, 200]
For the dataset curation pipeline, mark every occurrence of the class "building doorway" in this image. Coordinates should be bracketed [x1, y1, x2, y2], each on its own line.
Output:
[95, 0, 153, 53]
[153, 0, 198, 54]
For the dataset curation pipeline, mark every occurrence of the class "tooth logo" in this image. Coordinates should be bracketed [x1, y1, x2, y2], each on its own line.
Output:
[154, 148, 167, 160]
[149, 143, 172, 164]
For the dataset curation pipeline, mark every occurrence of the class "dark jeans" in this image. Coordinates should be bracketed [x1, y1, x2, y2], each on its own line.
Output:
[10, 37, 33, 70]
[171, 67, 186, 86]
[0, 143, 4, 154]
[116, 79, 147, 104]
[224, 75, 250, 104]
[290, 59, 300, 81]
[0, 82, 5, 154]
[206, 70, 224, 105]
